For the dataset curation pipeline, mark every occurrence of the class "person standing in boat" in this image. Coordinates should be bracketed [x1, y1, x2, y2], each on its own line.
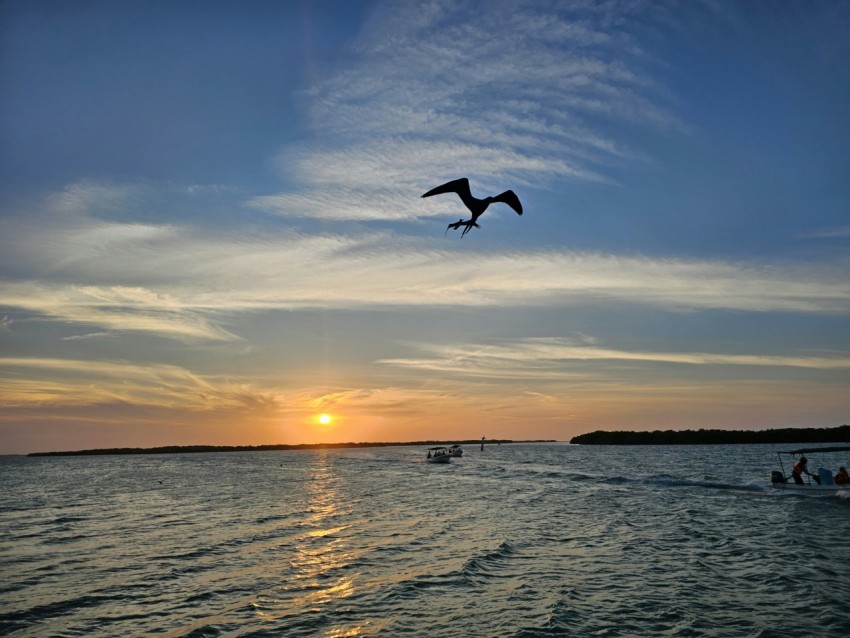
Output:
[834, 466, 850, 485]
[791, 456, 816, 485]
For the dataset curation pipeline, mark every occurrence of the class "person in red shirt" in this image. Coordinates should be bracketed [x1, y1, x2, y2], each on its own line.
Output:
[791, 456, 813, 485]
[834, 466, 850, 485]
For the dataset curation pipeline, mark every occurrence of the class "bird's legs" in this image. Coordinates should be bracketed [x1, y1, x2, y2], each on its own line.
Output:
[446, 219, 465, 235]
[446, 219, 480, 237]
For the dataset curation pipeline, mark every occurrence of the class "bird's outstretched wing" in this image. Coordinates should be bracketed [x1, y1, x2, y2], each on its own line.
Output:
[493, 190, 523, 216]
[421, 178, 475, 212]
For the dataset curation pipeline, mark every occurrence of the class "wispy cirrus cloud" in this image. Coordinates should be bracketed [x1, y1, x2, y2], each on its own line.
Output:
[378, 337, 850, 379]
[0, 357, 276, 410]
[46, 180, 137, 215]
[1, 282, 238, 342]
[250, 139, 594, 222]
[60, 332, 112, 341]
[307, 387, 451, 413]
[802, 225, 850, 239]
[254, 0, 683, 222]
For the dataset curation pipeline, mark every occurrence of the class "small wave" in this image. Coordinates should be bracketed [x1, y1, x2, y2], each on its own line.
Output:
[41, 533, 93, 545]
[254, 513, 293, 525]
[460, 540, 517, 581]
[381, 572, 463, 603]
[52, 514, 88, 524]
[0, 593, 121, 631]
[512, 464, 594, 482]
[595, 475, 648, 487]
[157, 544, 237, 563]
[176, 625, 225, 638]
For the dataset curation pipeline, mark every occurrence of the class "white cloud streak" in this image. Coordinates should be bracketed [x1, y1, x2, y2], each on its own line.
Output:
[377, 337, 850, 379]
[60, 332, 111, 341]
[803, 225, 850, 239]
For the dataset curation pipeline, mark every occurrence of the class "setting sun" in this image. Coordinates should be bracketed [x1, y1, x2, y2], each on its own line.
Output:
[319, 413, 331, 425]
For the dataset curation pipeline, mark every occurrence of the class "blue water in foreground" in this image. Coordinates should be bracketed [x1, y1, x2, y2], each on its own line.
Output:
[2, 443, 849, 637]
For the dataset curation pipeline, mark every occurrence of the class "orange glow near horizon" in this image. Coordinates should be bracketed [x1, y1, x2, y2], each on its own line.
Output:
[5, 376, 850, 455]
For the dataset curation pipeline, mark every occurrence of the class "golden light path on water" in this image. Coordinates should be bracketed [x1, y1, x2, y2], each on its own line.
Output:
[252, 451, 383, 636]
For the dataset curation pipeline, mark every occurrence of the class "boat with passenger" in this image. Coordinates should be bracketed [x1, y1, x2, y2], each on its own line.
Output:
[449, 444, 463, 457]
[426, 446, 452, 463]
[769, 446, 850, 490]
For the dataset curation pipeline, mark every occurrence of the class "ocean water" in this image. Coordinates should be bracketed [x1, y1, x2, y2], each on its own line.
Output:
[1, 443, 849, 637]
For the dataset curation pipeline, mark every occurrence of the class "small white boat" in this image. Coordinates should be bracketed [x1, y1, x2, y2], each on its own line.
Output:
[426, 446, 452, 463]
[770, 446, 850, 491]
[449, 444, 463, 457]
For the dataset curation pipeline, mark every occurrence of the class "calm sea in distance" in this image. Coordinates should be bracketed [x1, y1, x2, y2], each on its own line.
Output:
[1, 443, 849, 637]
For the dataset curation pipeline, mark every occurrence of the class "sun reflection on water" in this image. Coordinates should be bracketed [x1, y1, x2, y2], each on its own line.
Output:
[247, 452, 391, 636]
[282, 452, 361, 623]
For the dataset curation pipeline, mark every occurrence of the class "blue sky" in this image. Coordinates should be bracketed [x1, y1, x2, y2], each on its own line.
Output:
[1, 0, 848, 454]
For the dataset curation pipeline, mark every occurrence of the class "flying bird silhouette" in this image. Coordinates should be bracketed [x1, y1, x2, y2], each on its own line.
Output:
[421, 178, 523, 237]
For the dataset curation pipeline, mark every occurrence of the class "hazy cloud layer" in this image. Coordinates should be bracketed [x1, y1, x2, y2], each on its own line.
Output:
[3, 204, 849, 342]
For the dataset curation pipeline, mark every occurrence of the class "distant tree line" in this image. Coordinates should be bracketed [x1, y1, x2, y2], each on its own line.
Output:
[25, 439, 539, 457]
[570, 425, 850, 446]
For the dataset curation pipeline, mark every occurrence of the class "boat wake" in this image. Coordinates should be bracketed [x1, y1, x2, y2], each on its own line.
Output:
[656, 476, 766, 492]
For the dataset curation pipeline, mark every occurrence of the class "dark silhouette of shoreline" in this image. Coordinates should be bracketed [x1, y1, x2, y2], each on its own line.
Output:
[24, 425, 850, 455]
[570, 425, 850, 445]
[27, 439, 554, 457]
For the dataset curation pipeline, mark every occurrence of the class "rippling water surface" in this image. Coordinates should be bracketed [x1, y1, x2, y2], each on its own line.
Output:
[2, 443, 849, 637]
